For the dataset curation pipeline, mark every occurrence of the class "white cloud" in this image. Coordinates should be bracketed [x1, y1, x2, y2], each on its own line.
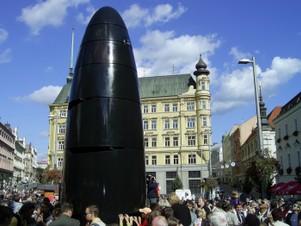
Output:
[122, 3, 187, 29]
[45, 66, 54, 72]
[212, 56, 301, 114]
[0, 28, 8, 44]
[18, 0, 90, 35]
[0, 48, 12, 63]
[76, 5, 96, 24]
[229, 47, 251, 62]
[134, 30, 221, 76]
[14, 85, 62, 105]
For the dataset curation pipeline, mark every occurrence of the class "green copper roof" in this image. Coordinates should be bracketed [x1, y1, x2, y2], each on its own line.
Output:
[53, 82, 71, 104]
[139, 74, 195, 98]
[52, 74, 195, 104]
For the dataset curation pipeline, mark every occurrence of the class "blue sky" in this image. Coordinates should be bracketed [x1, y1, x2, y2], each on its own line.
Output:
[1, 0, 301, 161]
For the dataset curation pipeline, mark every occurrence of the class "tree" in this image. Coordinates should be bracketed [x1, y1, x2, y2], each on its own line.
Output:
[41, 167, 62, 184]
[205, 177, 219, 199]
[242, 176, 253, 194]
[245, 156, 280, 198]
[172, 173, 183, 191]
[36, 167, 44, 183]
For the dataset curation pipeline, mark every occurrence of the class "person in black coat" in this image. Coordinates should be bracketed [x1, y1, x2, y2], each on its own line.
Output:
[168, 193, 191, 226]
[49, 203, 80, 226]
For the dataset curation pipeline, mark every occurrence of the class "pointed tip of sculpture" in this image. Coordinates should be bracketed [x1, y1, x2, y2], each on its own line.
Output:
[88, 6, 126, 28]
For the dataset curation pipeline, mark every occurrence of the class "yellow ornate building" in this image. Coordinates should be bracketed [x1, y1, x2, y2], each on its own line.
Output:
[48, 55, 212, 195]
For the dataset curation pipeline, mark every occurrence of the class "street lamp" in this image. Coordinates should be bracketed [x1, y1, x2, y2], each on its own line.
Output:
[238, 56, 264, 155]
[49, 114, 59, 169]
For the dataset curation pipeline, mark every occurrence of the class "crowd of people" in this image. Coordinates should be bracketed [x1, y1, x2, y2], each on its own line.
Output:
[1, 188, 301, 226]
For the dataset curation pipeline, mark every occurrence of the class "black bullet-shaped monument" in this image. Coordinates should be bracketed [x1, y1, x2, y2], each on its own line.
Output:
[63, 7, 146, 222]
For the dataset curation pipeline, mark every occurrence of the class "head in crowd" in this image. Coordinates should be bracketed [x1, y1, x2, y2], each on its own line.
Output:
[85, 205, 100, 222]
[0, 206, 13, 226]
[185, 200, 194, 212]
[147, 210, 162, 226]
[292, 203, 300, 212]
[259, 200, 269, 213]
[242, 214, 260, 226]
[168, 193, 181, 206]
[197, 197, 206, 208]
[19, 202, 35, 220]
[196, 208, 206, 219]
[152, 216, 168, 226]
[167, 216, 180, 226]
[209, 211, 229, 226]
[162, 207, 174, 219]
[61, 202, 74, 216]
[271, 208, 283, 222]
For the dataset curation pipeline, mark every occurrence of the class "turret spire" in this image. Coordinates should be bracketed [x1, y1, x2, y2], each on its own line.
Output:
[67, 28, 74, 84]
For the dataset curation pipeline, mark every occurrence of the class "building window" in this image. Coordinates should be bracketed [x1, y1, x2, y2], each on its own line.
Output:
[165, 155, 171, 165]
[174, 155, 179, 164]
[151, 104, 157, 113]
[143, 105, 148, 113]
[166, 172, 177, 194]
[152, 137, 157, 147]
[189, 180, 200, 195]
[202, 116, 207, 126]
[144, 138, 149, 147]
[151, 120, 157, 130]
[189, 171, 201, 178]
[278, 128, 281, 139]
[60, 110, 67, 117]
[143, 120, 149, 130]
[203, 134, 208, 145]
[164, 104, 170, 112]
[152, 156, 157, 165]
[165, 137, 170, 147]
[295, 119, 298, 131]
[57, 158, 63, 168]
[164, 119, 170, 129]
[173, 119, 178, 129]
[288, 154, 291, 167]
[201, 81, 206, 90]
[173, 137, 178, 146]
[172, 103, 178, 112]
[145, 156, 149, 165]
[166, 171, 177, 178]
[187, 102, 195, 111]
[285, 124, 288, 136]
[188, 136, 196, 146]
[202, 100, 206, 109]
[58, 141, 65, 150]
[188, 154, 196, 164]
[58, 125, 66, 134]
[187, 118, 195, 128]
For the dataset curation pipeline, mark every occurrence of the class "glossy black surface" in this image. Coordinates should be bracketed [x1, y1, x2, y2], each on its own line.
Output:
[63, 7, 146, 223]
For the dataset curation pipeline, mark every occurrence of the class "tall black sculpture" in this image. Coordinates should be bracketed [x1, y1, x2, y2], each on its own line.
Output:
[63, 6, 146, 223]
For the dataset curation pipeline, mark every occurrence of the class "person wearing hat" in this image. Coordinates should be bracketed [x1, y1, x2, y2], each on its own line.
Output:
[285, 203, 301, 226]
[255, 200, 270, 223]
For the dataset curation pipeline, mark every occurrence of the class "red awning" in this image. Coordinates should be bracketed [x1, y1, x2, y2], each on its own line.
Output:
[284, 182, 301, 195]
[275, 181, 301, 195]
[271, 182, 287, 195]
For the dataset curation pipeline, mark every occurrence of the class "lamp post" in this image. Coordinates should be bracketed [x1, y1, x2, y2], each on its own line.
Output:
[49, 114, 58, 169]
[238, 57, 264, 155]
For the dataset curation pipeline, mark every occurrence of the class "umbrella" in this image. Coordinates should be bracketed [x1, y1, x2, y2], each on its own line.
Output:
[271, 182, 287, 195]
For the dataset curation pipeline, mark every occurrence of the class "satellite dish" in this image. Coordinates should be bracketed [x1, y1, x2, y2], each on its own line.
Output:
[230, 162, 236, 167]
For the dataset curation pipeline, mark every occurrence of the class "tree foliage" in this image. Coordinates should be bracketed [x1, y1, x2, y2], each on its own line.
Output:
[245, 156, 280, 195]
[205, 177, 219, 190]
[172, 173, 183, 191]
[40, 167, 62, 184]
[242, 176, 253, 194]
